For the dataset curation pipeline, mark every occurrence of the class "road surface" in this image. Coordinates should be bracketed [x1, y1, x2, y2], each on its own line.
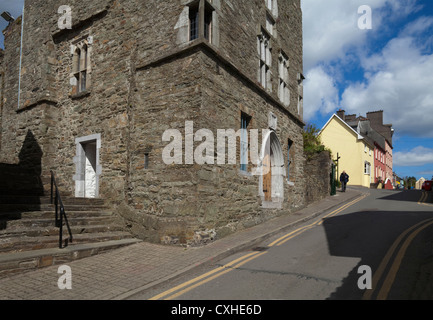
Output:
[132, 188, 433, 300]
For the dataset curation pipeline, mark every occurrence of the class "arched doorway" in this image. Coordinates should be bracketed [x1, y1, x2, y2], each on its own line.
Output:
[259, 131, 285, 208]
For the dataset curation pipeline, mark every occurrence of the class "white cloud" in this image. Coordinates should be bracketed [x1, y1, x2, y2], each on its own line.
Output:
[301, 0, 405, 70]
[301, 0, 398, 120]
[341, 34, 433, 137]
[301, 0, 433, 137]
[303, 66, 340, 121]
[394, 146, 433, 167]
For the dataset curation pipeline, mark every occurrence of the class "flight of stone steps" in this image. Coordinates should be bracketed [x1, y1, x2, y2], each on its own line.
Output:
[0, 195, 135, 253]
[0, 167, 140, 276]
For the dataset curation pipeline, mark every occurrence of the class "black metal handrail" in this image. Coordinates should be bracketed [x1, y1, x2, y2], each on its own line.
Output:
[50, 170, 73, 249]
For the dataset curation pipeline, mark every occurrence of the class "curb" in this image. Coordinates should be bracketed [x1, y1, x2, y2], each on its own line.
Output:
[114, 188, 366, 300]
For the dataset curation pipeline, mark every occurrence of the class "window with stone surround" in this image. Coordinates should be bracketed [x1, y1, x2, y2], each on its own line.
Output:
[258, 29, 272, 91]
[287, 139, 294, 183]
[278, 51, 290, 107]
[240, 112, 252, 172]
[266, 13, 275, 37]
[265, 0, 278, 17]
[188, 0, 215, 43]
[71, 37, 92, 96]
[189, 4, 199, 41]
[297, 73, 304, 116]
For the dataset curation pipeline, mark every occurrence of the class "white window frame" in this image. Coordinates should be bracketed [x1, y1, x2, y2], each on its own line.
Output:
[70, 36, 92, 95]
[258, 30, 272, 91]
[364, 161, 371, 175]
[278, 51, 290, 107]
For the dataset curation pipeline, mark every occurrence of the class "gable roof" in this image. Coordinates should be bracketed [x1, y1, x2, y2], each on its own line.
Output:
[319, 114, 375, 149]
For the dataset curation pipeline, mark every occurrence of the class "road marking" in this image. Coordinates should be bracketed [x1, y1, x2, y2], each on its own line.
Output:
[150, 193, 368, 300]
[363, 218, 433, 300]
[376, 219, 433, 300]
[269, 194, 368, 247]
[149, 251, 266, 300]
[418, 191, 433, 207]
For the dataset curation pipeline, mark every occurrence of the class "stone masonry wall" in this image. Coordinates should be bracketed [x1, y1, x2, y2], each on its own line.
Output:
[304, 151, 332, 205]
[1, 0, 306, 246]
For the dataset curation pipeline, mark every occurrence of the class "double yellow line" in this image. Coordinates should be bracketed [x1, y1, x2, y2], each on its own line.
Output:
[364, 218, 433, 300]
[418, 191, 433, 207]
[268, 194, 368, 247]
[150, 194, 368, 300]
[149, 251, 268, 300]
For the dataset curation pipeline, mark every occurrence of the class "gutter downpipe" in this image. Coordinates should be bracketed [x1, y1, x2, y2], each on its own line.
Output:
[17, 2, 25, 110]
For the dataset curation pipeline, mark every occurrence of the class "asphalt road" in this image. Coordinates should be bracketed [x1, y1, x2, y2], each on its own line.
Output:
[134, 188, 433, 300]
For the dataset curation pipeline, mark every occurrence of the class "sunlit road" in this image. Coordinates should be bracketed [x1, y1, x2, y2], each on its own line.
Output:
[134, 188, 433, 300]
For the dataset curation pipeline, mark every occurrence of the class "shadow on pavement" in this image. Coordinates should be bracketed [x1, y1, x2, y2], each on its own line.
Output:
[322, 209, 433, 300]
[378, 189, 428, 203]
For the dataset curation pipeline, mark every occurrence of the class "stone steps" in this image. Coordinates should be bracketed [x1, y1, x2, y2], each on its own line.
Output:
[2, 215, 115, 229]
[0, 231, 134, 254]
[0, 224, 124, 239]
[0, 190, 138, 275]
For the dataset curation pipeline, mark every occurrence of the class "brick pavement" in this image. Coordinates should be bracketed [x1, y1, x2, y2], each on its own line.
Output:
[0, 188, 364, 300]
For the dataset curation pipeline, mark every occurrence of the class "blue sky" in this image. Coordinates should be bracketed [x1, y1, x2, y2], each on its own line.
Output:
[1, 0, 433, 180]
[0, 0, 24, 49]
[302, 0, 433, 180]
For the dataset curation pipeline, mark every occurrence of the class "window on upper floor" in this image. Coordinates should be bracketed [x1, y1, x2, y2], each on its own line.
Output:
[189, 0, 215, 43]
[258, 29, 272, 91]
[278, 51, 290, 107]
[189, 5, 199, 41]
[71, 37, 92, 96]
[297, 73, 304, 116]
[287, 139, 294, 182]
[266, 13, 276, 37]
[240, 112, 252, 172]
[265, 0, 278, 17]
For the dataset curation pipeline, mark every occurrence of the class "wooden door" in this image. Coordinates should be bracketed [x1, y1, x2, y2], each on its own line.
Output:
[263, 154, 272, 201]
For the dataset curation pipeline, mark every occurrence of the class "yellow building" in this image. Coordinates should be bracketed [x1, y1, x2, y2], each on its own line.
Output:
[319, 114, 374, 188]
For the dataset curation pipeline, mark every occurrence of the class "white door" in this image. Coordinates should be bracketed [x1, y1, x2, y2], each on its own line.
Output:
[84, 142, 97, 198]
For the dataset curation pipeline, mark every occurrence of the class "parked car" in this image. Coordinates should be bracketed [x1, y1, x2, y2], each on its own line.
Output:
[422, 181, 432, 191]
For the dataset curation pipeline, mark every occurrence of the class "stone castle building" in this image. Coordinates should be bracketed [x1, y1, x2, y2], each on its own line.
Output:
[0, 0, 306, 245]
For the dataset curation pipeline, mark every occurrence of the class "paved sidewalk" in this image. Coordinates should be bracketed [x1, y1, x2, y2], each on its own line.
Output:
[0, 188, 364, 300]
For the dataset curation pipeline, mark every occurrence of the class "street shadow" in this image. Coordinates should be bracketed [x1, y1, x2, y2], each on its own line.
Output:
[322, 209, 433, 300]
[0, 130, 43, 230]
[378, 189, 426, 204]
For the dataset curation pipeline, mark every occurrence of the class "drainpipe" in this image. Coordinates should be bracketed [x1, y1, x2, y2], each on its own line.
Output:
[17, 2, 25, 110]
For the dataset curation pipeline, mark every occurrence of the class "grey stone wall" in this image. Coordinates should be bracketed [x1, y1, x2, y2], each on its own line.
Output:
[1, 0, 307, 246]
[304, 151, 332, 205]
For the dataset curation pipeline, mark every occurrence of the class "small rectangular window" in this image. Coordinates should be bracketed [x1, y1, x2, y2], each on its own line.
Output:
[189, 1, 215, 43]
[204, 10, 212, 41]
[278, 51, 290, 106]
[144, 153, 149, 170]
[240, 112, 252, 172]
[288, 140, 293, 181]
[190, 7, 199, 41]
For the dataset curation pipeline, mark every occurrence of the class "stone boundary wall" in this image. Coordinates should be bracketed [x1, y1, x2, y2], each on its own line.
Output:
[304, 151, 332, 205]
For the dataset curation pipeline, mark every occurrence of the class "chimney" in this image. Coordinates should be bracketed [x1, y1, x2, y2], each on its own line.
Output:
[367, 110, 384, 126]
[336, 109, 346, 121]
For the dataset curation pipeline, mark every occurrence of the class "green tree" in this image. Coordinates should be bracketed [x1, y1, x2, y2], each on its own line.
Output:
[303, 124, 328, 159]
[404, 176, 417, 189]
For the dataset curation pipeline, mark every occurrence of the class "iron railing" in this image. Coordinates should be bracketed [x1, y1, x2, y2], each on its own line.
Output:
[50, 170, 73, 249]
